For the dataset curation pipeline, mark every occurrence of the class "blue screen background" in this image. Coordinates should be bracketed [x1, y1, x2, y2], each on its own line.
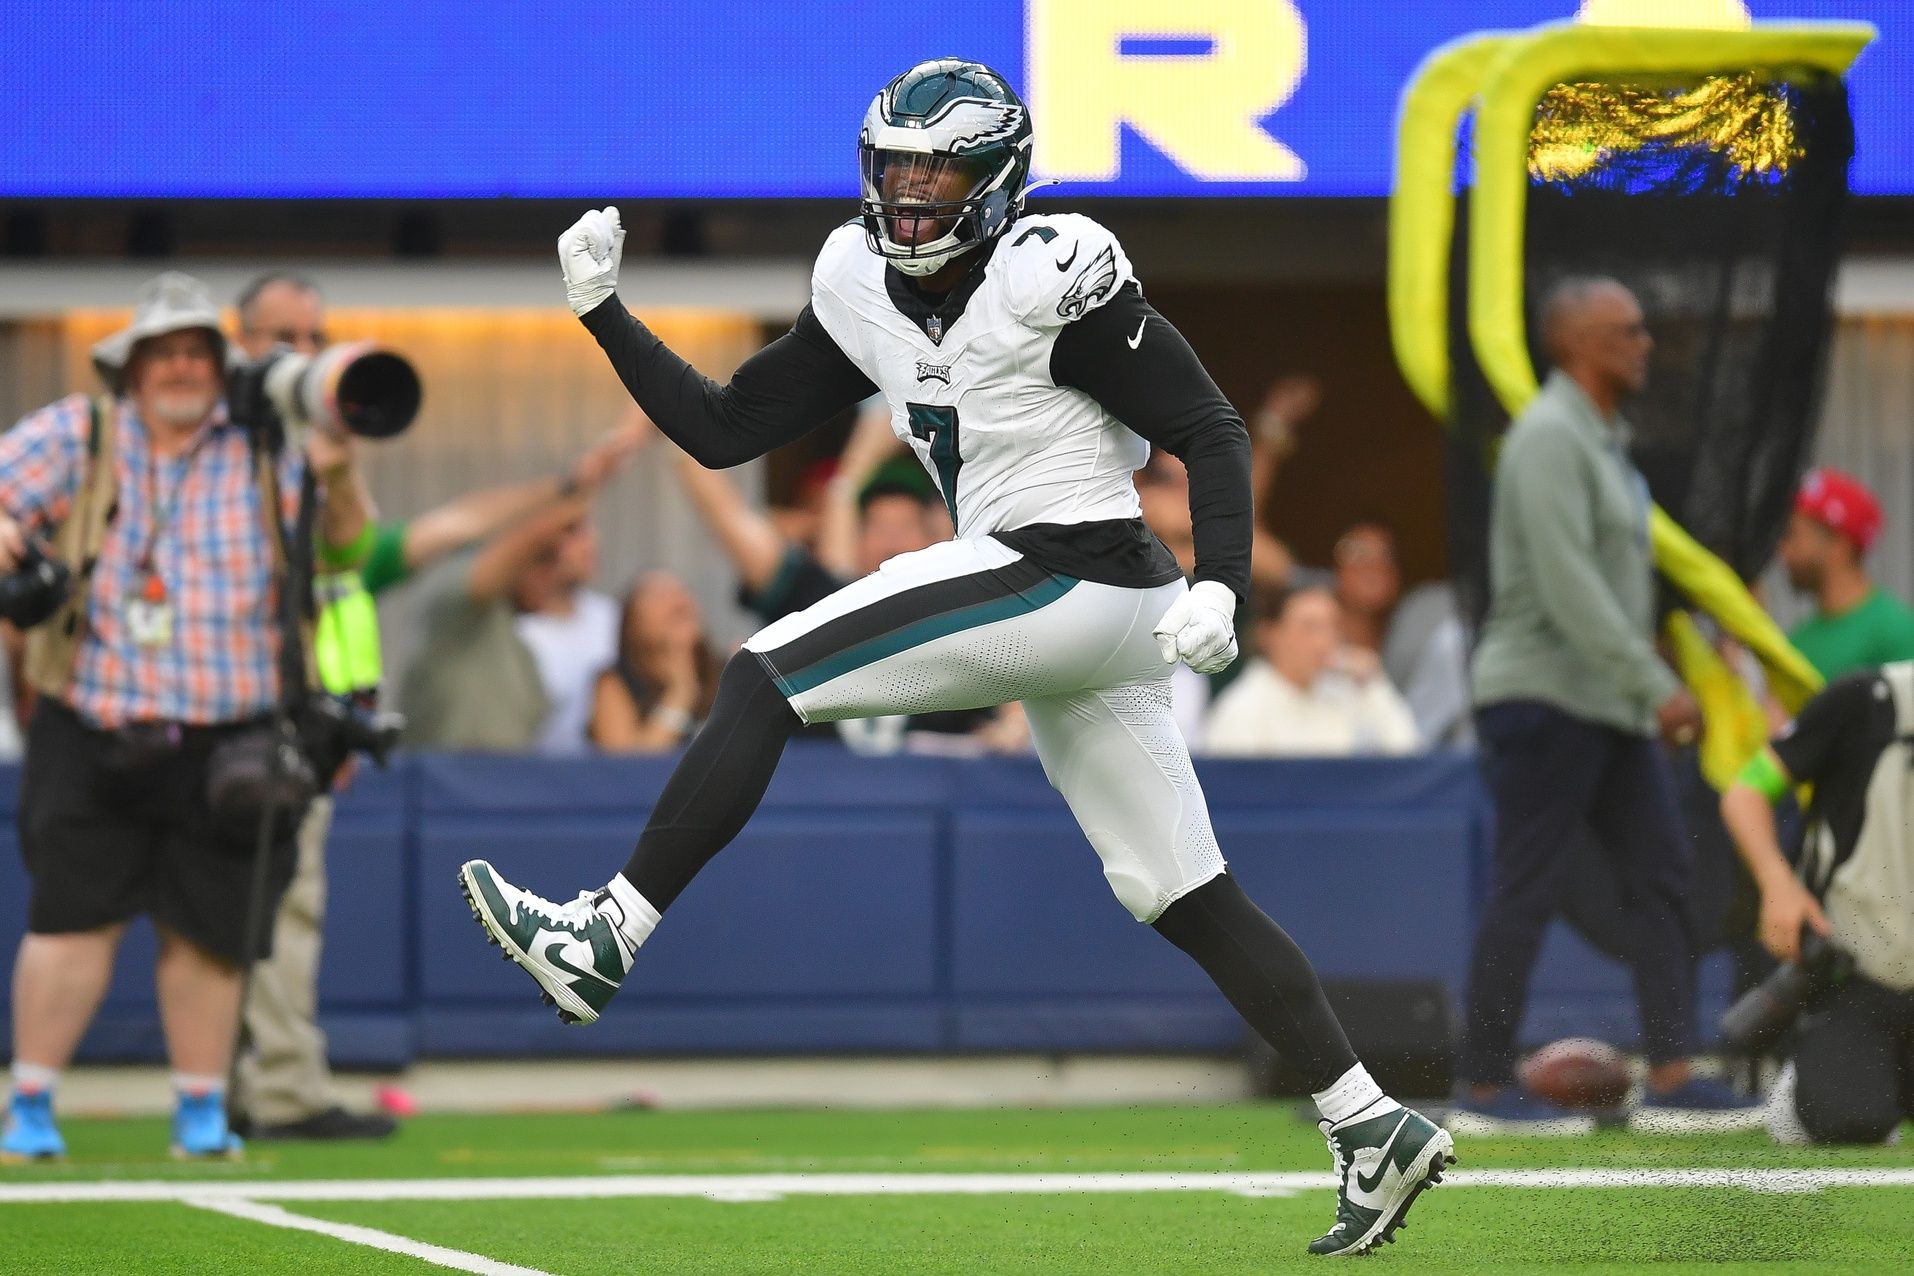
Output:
[1, 1, 1906, 198]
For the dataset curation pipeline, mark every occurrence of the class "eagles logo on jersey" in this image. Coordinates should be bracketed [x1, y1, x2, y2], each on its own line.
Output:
[812, 211, 1142, 539]
[1057, 244, 1121, 321]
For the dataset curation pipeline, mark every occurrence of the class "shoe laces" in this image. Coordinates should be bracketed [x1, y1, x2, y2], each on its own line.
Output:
[1321, 1123, 1350, 1182]
[512, 888, 600, 932]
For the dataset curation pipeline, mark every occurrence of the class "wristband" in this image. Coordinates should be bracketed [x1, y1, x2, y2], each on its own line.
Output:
[316, 520, 377, 571]
[1735, 748, 1791, 801]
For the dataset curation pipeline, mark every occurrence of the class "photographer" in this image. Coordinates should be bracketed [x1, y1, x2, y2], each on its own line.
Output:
[1721, 662, 1914, 1144]
[225, 271, 396, 1142]
[0, 273, 370, 1162]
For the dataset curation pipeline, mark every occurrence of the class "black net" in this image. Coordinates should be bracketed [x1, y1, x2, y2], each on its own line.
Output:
[1446, 68, 1854, 629]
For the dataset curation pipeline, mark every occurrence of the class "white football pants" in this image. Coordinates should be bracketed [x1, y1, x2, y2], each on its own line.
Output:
[744, 536, 1226, 921]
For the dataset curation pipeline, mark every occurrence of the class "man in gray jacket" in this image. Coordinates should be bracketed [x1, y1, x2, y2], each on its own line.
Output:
[1452, 278, 1758, 1134]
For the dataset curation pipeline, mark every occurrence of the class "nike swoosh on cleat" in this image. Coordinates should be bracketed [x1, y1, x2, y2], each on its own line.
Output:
[1055, 243, 1079, 271]
[597, 896, 639, 963]
[542, 940, 612, 991]
[1354, 1114, 1412, 1196]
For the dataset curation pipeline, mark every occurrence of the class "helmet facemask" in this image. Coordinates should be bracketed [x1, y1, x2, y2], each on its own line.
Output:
[861, 142, 1017, 276]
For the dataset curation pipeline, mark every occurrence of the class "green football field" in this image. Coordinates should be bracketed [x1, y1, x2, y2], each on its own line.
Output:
[5, 1104, 1913, 1274]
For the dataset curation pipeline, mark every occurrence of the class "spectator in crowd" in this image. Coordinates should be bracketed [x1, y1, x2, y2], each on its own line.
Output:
[666, 408, 1020, 753]
[1454, 276, 1754, 1134]
[768, 455, 838, 553]
[1777, 467, 1914, 679]
[1332, 523, 1399, 656]
[0, 272, 371, 1162]
[1722, 661, 1914, 1144]
[590, 570, 722, 753]
[1248, 374, 1315, 589]
[513, 516, 621, 755]
[1203, 584, 1418, 756]
[1381, 583, 1472, 748]
[1331, 522, 1474, 748]
[401, 486, 625, 754]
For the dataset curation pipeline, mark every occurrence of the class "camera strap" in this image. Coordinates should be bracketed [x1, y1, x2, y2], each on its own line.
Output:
[23, 395, 120, 698]
[252, 431, 323, 710]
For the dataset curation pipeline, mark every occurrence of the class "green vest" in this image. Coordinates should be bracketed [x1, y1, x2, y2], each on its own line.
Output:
[314, 570, 384, 694]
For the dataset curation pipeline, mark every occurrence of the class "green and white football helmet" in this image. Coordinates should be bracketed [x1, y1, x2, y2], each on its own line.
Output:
[858, 59, 1035, 277]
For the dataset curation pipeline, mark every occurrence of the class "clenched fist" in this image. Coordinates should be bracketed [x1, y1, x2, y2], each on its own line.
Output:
[558, 206, 625, 317]
[1153, 580, 1239, 675]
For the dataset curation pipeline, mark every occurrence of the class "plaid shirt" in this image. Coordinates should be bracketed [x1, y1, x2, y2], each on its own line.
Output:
[0, 393, 304, 728]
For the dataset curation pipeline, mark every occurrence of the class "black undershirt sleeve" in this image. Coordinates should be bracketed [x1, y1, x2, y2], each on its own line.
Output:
[579, 297, 877, 470]
[1049, 283, 1253, 601]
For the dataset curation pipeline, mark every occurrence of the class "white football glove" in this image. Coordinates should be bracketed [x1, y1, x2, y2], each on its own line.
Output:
[1153, 580, 1240, 675]
[558, 206, 625, 317]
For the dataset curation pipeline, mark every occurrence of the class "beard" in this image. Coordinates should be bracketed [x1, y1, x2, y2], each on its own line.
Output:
[1785, 561, 1822, 594]
[144, 389, 217, 429]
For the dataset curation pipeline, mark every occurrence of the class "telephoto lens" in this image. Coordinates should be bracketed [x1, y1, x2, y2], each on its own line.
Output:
[230, 343, 422, 439]
[263, 342, 421, 438]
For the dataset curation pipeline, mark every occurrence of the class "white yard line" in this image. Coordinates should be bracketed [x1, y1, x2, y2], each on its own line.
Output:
[4, 1166, 1914, 1204]
[185, 1197, 560, 1276]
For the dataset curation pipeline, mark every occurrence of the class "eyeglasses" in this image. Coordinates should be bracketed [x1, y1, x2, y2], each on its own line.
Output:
[245, 327, 328, 350]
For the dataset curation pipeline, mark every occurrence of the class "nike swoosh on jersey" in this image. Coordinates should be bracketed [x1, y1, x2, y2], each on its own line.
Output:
[1126, 317, 1147, 350]
[541, 938, 611, 990]
[1353, 1113, 1412, 1196]
[1055, 243, 1079, 271]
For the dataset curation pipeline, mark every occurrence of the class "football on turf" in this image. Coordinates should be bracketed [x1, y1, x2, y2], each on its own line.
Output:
[1517, 1037, 1631, 1110]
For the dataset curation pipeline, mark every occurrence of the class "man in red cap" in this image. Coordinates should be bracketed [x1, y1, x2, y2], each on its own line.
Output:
[1778, 468, 1914, 679]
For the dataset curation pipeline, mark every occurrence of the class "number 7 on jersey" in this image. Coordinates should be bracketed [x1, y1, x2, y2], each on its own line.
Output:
[906, 402, 962, 532]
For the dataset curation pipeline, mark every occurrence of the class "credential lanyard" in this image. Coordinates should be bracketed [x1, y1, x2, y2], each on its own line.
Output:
[134, 425, 214, 603]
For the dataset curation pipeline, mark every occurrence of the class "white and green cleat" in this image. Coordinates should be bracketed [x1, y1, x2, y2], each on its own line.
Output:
[1307, 1099, 1455, 1257]
[458, 860, 636, 1025]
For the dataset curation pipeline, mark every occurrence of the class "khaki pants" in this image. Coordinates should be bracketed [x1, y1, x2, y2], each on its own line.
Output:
[235, 796, 335, 1124]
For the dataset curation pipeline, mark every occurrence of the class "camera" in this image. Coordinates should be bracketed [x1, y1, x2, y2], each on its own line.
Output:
[296, 693, 405, 780]
[1717, 927, 1855, 1055]
[0, 540, 73, 628]
[227, 341, 422, 441]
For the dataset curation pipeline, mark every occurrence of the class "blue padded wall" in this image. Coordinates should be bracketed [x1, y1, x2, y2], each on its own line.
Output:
[0, 748, 1734, 1065]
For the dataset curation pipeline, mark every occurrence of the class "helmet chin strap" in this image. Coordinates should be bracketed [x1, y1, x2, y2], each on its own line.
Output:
[890, 245, 969, 277]
[890, 257, 949, 277]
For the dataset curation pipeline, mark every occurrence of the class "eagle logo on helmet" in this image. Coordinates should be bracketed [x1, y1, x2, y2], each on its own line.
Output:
[932, 100, 1027, 151]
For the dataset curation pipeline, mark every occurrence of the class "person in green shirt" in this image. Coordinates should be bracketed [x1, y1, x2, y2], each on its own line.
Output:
[1778, 467, 1914, 680]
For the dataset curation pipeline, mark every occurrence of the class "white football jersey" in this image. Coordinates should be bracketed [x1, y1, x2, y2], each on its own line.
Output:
[810, 213, 1149, 538]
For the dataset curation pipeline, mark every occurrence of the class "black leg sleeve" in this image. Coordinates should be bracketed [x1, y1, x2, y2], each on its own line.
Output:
[1153, 873, 1358, 1093]
[619, 652, 801, 909]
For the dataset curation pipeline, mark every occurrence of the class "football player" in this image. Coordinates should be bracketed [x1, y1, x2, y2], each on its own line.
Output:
[459, 59, 1452, 1255]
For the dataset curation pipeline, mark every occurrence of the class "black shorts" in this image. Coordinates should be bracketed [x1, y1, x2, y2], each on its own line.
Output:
[17, 699, 298, 964]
